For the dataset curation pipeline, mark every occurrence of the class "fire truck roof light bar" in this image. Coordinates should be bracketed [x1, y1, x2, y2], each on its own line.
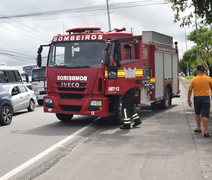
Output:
[66, 27, 101, 34]
[113, 37, 141, 44]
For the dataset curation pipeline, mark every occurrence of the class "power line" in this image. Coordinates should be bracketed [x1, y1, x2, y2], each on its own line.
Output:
[0, 0, 169, 20]
[0, 14, 52, 40]
[0, 51, 35, 62]
[0, 43, 35, 54]
[110, 0, 131, 31]
[0, 48, 35, 59]
[0, 25, 50, 43]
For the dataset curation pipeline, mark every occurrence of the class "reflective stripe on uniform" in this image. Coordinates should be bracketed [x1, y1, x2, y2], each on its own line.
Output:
[132, 113, 139, 120]
[123, 108, 129, 119]
[123, 108, 131, 124]
[124, 121, 131, 124]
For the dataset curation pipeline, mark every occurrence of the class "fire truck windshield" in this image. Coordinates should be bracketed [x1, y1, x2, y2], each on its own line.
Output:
[48, 41, 105, 68]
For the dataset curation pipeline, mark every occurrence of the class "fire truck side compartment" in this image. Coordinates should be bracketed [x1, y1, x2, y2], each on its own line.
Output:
[142, 31, 178, 102]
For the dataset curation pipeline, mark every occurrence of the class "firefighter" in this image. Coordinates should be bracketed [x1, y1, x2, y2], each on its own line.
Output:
[120, 88, 142, 129]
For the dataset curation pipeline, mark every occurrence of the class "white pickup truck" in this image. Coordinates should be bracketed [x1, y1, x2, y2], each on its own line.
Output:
[31, 67, 46, 105]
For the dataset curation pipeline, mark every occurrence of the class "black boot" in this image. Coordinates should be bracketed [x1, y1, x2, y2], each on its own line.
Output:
[120, 124, 131, 129]
[133, 119, 142, 127]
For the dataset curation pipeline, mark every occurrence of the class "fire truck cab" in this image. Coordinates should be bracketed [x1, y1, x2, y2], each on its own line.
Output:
[37, 27, 180, 125]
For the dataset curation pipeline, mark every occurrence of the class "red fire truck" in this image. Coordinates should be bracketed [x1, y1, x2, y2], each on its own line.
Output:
[37, 27, 180, 125]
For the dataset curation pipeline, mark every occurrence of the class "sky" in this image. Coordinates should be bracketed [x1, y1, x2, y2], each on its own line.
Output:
[0, 0, 196, 73]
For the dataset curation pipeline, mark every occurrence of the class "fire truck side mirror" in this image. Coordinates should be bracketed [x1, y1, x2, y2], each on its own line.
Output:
[104, 42, 111, 66]
[104, 51, 110, 66]
[37, 54, 41, 67]
[37, 46, 43, 67]
[37, 46, 43, 54]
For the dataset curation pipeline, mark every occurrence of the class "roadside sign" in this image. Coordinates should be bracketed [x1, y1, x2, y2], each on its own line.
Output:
[23, 65, 37, 76]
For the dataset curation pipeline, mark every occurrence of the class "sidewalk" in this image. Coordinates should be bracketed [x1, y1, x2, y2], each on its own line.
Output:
[30, 79, 212, 180]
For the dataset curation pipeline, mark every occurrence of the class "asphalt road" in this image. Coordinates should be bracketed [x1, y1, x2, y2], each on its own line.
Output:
[0, 105, 103, 180]
[1, 79, 212, 180]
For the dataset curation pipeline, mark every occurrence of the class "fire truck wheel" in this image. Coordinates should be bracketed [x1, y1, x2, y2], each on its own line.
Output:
[161, 87, 171, 109]
[110, 96, 124, 125]
[56, 113, 73, 122]
[151, 102, 160, 109]
[151, 87, 171, 109]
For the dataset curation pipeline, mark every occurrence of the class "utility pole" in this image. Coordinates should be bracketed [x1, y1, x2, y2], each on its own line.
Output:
[185, 28, 187, 51]
[106, 0, 111, 31]
[195, 15, 199, 65]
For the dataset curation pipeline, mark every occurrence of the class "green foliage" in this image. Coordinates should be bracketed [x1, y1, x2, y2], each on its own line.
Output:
[179, 59, 187, 72]
[187, 27, 212, 75]
[180, 47, 198, 71]
[192, 70, 197, 76]
[167, 0, 212, 26]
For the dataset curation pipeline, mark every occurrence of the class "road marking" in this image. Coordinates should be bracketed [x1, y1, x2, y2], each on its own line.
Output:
[0, 122, 95, 180]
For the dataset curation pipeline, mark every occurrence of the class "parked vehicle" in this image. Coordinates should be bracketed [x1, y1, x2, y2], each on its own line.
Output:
[23, 82, 32, 90]
[2, 84, 37, 112]
[0, 84, 13, 125]
[31, 67, 46, 105]
[0, 66, 23, 84]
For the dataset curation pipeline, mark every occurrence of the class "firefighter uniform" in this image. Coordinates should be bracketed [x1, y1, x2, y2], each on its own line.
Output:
[120, 88, 142, 129]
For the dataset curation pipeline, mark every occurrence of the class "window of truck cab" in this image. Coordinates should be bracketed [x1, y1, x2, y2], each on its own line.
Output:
[48, 41, 105, 68]
[120, 41, 139, 65]
[109, 40, 139, 66]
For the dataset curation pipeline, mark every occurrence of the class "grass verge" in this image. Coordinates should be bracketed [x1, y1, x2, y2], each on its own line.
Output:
[182, 75, 195, 81]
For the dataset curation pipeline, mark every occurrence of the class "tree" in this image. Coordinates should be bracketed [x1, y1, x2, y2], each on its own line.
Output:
[187, 27, 212, 75]
[167, 0, 212, 26]
[180, 47, 197, 75]
[179, 59, 187, 75]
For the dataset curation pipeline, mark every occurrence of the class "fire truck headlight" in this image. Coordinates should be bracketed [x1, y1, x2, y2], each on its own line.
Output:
[44, 77, 48, 91]
[90, 100, 102, 107]
[44, 98, 52, 104]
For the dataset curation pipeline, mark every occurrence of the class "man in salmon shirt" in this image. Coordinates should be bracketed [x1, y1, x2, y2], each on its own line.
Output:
[187, 65, 212, 137]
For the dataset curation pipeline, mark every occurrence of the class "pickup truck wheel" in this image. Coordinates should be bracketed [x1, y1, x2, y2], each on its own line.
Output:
[56, 114, 73, 122]
[27, 100, 35, 112]
[110, 96, 124, 125]
[38, 100, 43, 106]
[0, 105, 13, 125]
[161, 87, 171, 109]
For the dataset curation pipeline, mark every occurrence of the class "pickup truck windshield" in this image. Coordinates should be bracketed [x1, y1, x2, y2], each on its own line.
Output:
[48, 41, 105, 68]
[32, 68, 46, 81]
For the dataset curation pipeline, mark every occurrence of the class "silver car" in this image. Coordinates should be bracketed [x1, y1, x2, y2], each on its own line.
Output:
[2, 84, 37, 112]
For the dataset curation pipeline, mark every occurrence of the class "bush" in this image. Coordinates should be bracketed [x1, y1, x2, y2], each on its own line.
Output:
[192, 71, 197, 76]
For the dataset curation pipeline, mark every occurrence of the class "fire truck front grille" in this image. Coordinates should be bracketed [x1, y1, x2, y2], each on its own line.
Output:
[59, 93, 84, 100]
[62, 105, 82, 112]
[57, 88, 85, 92]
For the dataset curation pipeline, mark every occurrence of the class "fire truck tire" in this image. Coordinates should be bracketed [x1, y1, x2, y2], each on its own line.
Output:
[56, 114, 73, 122]
[151, 102, 160, 109]
[110, 96, 124, 125]
[161, 87, 171, 109]
[151, 87, 171, 109]
[38, 100, 43, 106]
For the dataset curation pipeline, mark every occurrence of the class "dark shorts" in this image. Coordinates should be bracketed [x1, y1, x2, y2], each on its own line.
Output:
[193, 96, 210, 118]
